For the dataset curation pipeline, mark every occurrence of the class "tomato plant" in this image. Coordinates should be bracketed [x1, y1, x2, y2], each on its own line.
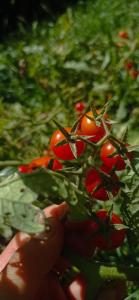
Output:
[50, 127, 86, 160]
[1, 102, 139, 300]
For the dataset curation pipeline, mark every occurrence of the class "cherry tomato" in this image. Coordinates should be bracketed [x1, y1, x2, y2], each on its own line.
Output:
[50, 127, 85, 160]
[100, 141, 126, 171]
[129, 69, 139, 79]
[124, 61, 134, 70]
[92, 210, 126, 250]
[75, 102, 85, 113]
[80, 110, 110, 143]
[65, 274, 87, 300]
[18, 165, 32, 173]
[29, 155, 62, 171]
[85, 165, 120, 200]
[118, 31, 128, 39]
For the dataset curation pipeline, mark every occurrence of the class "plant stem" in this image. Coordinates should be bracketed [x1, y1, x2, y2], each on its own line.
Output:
[0, 161, 21, 167]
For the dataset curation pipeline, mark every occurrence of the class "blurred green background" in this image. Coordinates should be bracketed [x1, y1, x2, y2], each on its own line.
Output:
[0, 0, 139, 162]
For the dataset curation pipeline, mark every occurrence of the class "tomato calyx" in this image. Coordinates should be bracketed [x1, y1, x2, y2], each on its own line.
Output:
[50, 126, 86, 160]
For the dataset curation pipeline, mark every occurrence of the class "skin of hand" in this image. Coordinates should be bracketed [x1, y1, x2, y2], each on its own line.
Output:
[0, 202, 68, 300]
[0, 202, 126, 300]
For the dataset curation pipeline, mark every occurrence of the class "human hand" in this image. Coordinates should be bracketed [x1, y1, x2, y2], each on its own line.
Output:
[0, 202, 68, 300]
[0, 202, 126, 300]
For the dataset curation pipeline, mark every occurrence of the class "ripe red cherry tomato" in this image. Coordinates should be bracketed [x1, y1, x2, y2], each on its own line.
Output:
[118, 31, 128, 39]
[100, 141, 127, 171]
[124, 61, 134, 70]
[18, 165, 32, 173]
[29, 156, 62, 171]
[85, 165, 120, 200]
[80, 110, 110, 143]
[75, 102, 85, 113]
[129, 69, 139, 79]
[50, 127, 85, 160]
[92, 210, 126, 250]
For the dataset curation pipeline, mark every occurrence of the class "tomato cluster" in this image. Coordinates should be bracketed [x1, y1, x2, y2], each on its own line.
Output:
[18, 107, 130, 255]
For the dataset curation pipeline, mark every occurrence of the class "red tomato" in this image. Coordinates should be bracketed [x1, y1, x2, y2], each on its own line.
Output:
[129, 69, 139, 79]
[118, 31, 128, 39]
[85, 165, 120, 200]
[92, 210, 126, 250]
[29, 156, 62, 171]
[75, 102, 85, 113]
[18, 165, 32, 173]
[100, 141, 126, 171]
[80, 110, 110, 143]
[65, 274, 87, 300]
[50, 127, 85, 160]
[124, 61, 134, 70]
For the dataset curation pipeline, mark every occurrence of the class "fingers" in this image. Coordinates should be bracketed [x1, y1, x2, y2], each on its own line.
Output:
[43, 202, 69, 219]
[0, 218, 64, 299]
[0, 202, 68, 273]
[0, 232, 31, 273]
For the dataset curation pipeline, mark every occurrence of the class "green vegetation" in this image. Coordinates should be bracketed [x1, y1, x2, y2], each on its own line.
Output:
[0, 0, 139, 163]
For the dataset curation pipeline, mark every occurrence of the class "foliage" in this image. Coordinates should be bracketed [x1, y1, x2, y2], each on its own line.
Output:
[0, 0, 139, 162]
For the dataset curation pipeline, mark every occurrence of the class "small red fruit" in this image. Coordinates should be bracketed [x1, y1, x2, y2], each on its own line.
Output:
[50, 127, 85, 160]
[29, 156, 62, 171]
[124, 61, 134, 70]
[18, 165, 32, 173]
[85, 165, 120, 200]
[80, 110, 111, 143]
[100, 141, 126, 171]
[129, 69, 139, 79]
[118, 31, 128, 39]
[92, 210, 126, 250]
[75, 102, 85, 113]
